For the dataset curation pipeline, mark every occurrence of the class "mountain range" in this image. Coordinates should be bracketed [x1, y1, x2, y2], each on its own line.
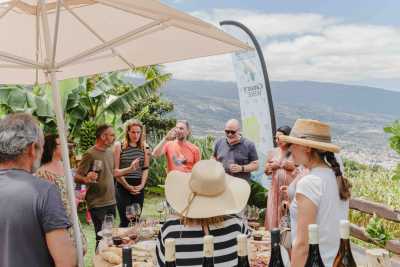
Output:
[158, 79, 400, 168]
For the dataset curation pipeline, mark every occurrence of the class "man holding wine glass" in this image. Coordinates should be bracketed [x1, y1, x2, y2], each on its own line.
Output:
[213, 119, 259, 181]
[75, 124, 139, 249]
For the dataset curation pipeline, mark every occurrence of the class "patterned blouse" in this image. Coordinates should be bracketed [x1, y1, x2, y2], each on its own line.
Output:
[36, 168, 87, 253]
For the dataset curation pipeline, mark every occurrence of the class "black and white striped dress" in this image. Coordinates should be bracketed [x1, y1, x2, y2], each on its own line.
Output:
[156, 216, 249, 267]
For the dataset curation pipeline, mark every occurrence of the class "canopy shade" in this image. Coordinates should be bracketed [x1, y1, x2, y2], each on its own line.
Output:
[0, 1, 251, 266]
[0, 0, 250, 84]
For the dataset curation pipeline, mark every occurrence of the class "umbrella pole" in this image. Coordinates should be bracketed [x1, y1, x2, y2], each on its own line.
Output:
[49, 71, 84, 267]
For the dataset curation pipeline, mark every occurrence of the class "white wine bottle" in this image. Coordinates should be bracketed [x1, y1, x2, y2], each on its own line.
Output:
[237, 234, 250, 267]
[304, 224, 325, 267]
[202, 235, 215, 267]
[165, 238, 177, 267]
[333, 220, 357, 267]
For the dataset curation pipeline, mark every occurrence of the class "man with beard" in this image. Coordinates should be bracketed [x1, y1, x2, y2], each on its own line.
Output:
[75, 124, 120, 249]
[0, 113, 76, 267]
[152, 120, 201, 173]
[213, 119, 259, 181]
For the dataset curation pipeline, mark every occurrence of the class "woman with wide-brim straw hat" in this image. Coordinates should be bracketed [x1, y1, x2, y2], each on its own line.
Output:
[279, 119, 351, 267]
[156, 159, 251, 266]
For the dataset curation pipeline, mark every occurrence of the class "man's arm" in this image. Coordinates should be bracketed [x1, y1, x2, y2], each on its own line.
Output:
[152, 138, 168, 158]
[243, 160, 259, 172]
[74, 152, 96, 184]
[46, 229, 76, 267]
[245, 142, 259, 172]
[41, 185, 77, 266]
[152, 128, 176, 158]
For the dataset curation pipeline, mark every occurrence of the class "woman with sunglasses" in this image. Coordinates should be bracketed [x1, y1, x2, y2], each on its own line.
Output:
[264, 125, 299, 230]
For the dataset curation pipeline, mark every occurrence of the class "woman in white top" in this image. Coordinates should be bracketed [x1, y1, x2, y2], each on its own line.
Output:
[279, 119, 351, 267]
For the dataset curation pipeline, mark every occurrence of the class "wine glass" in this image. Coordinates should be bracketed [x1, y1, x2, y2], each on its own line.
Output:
[157, 201, 165, 222]
[224, 159, 235, 173]
[132, 203, 141, 223]
[102, 214, 114, 244]
[91, 160, 103, 183]
[126, 205, 136, 227]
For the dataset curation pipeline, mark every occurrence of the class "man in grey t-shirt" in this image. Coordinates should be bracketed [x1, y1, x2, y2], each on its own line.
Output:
[0, 113, 76, 267]
[213, 119, 259, 180]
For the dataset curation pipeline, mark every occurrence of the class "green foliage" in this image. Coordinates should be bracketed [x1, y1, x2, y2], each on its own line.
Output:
[248, 180, 268, 209]
[384, 121, 400, 180]
[121, 93, 176, 137]
[78, 121, 97, 154]
[0, 85, 56, 133]
[384, 121, 400, 155]
[366, 214, 393, 246]
[345, 158, 400, 245]
[190, 135, 215, 160]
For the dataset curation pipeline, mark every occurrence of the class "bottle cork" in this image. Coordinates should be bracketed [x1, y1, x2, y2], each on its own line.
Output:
[308, 224, 319, 245]
[340, 220, 350, 239]
[237, 234, 248, 257]
[165, 238, 176, 262]
[203, 235, 214, 258]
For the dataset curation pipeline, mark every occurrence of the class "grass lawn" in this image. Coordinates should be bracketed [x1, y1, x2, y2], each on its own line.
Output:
[81, 194, 164, 267]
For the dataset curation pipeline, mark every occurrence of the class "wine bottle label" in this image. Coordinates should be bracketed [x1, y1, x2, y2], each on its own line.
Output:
[308, 224, 319, 245]
[237, 234, 248, 257]
[340, 220, 350, 239]
[165, 238, 176, 262]
[203, 235, 214, 258]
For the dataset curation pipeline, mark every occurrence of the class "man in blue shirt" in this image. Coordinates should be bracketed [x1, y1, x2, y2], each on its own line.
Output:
[213, 119, 259, 181]
[0, 113, 76, 267]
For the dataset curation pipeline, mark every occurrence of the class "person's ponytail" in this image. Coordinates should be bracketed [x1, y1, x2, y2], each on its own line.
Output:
[325, 152, 351, 200]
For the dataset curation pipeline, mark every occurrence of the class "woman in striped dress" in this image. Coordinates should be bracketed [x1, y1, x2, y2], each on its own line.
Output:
[114, 119, 150, 227]
[156, 160, 251, 267]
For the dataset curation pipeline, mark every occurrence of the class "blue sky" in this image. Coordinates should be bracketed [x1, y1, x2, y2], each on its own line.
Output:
[165, 0, 400, 26]
[162, 1, 400, 91]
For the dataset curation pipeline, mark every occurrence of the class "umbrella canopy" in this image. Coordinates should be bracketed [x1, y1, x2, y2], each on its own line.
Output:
[0, 0, 250, 266]
[0, 0, 250, 84]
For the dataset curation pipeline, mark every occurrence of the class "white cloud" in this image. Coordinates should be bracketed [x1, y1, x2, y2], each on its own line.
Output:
[191, 9, 337, 37]
[165, 9, 400, 90]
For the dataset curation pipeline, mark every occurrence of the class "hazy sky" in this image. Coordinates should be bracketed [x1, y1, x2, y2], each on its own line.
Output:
[161, 0, 400, 91]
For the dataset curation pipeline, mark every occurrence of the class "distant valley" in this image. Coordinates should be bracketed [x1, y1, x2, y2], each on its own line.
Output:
[157, 79, 399, 168]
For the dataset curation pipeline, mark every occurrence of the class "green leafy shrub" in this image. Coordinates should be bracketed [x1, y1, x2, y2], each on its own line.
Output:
[384, 121, 400, 180]
[366, 214, 393, 246]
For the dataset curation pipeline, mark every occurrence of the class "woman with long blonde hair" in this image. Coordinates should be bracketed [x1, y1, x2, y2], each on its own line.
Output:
[114, 119, 150, 227]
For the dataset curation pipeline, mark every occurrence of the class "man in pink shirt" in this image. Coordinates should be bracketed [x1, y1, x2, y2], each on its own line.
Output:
[152, 120, 201, 173]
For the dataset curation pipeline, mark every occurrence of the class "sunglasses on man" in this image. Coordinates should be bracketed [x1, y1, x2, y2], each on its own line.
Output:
[225, 130, 237, 135]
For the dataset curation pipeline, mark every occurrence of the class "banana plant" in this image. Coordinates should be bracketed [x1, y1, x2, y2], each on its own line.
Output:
[0, 85, 56, 133]
[65, 65, 172, 141]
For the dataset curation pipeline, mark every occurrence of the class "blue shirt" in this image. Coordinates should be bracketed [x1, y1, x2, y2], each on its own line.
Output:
[213, 137, 258, 180]
[0, 169, 71, 267]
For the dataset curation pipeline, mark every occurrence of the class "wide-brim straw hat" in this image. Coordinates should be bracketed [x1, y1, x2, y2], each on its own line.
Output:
[279, 119, 340, 153]
[165, 159, 250, 219]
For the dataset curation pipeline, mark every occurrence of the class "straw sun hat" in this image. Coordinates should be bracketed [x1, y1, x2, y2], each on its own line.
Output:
[279, 119, 340, 153]
[165, 160, 250, 219]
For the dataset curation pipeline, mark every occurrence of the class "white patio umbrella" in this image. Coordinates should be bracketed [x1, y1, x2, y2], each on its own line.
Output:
[0, 0, 250, 265]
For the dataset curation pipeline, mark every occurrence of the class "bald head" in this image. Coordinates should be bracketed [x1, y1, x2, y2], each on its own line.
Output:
[224, 119, 241, 144]
[225, 119, 241, 130]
